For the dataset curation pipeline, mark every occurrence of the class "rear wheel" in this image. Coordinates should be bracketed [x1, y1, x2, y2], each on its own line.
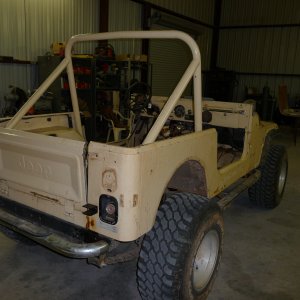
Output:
[137, 193, 224, 300]
[249, 145, 288, 208]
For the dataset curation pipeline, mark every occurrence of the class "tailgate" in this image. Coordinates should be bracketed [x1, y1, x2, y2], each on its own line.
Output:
[0, 128, 86, 204]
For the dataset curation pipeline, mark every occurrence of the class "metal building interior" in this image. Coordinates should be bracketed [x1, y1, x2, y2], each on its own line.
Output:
[0, 1, 299, 299]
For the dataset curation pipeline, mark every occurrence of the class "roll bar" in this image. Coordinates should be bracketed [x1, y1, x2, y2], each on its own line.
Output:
[5, 31, 202, 144]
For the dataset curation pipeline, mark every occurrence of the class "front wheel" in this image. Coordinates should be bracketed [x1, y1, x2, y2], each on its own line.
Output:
[249, 145, 288, 208]
[137, 193, 224, 300]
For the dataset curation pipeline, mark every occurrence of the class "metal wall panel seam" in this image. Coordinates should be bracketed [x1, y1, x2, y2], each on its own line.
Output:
[145, 0, 214, 24]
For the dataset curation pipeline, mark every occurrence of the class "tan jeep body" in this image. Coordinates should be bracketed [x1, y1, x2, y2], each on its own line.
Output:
[0, 31, 275, 244]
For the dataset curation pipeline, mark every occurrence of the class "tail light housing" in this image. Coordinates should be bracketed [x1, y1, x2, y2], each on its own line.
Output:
[99, 195, 118, 225]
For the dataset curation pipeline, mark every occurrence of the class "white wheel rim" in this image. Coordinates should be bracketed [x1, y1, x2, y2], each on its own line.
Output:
[278, 158, 287, 196]
[192, 229, 219, 291]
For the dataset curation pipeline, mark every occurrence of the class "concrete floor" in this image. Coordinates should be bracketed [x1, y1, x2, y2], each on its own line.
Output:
[0, 128, 299, 300]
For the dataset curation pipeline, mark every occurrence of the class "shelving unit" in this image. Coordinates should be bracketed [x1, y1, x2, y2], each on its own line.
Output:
[61, 57, 96, 140]
[60, 56, 149, 141]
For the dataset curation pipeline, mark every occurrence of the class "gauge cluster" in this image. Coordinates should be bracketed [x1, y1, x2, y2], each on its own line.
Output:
[168, 98, 195, 122]
[155, 98, 195, 139]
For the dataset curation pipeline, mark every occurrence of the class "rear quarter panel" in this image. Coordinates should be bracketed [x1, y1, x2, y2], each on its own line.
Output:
[87, 114, 276, 241]
[88, 129, 219, 241]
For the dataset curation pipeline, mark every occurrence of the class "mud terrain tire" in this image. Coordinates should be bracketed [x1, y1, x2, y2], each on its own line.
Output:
[249, 145, 288, 208]
[137, 193, 223, 300]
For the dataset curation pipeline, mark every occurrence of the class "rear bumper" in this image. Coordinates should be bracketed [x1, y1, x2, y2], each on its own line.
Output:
[0, 197, 109, 259]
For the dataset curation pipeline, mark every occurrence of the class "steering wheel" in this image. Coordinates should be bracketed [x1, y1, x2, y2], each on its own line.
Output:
[125, 81, 152, 115]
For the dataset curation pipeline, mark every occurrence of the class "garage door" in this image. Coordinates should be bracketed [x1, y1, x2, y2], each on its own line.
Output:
[149, 24, 193, 97]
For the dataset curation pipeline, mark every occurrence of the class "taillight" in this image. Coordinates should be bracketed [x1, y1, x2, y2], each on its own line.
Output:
[99, 195, 118, 225]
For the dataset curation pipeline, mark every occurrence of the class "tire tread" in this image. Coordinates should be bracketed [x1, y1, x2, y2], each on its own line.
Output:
[137, 193, 217, 299]
[249, 145, 287, 208]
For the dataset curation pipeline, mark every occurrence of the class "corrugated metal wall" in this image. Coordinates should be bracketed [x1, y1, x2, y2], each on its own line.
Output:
[148, 0, 215, 24]
[24, 0, 100, 59]
[218, 0, 300, 101]
[147, 0, 214, 70]
[0, 0, 216, 111]
[108, 0, 214, 96]
[0, 0, 99, 112]
[0, 0, 99, 60]
[108, 0, 215, 57]
[196, 28, 212, 71]
[149, 24, 193, 96]
[108, 0, 142, 55]
[221, 0, 300, 25]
